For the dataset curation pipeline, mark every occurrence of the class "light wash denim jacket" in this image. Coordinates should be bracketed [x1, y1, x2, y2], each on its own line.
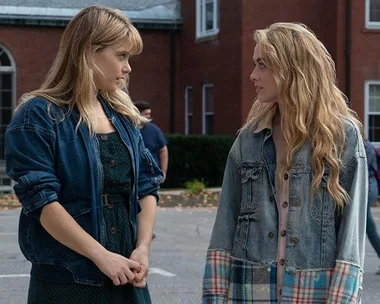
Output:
[5, 96, 163, 286]
[202, 118, 367, 303]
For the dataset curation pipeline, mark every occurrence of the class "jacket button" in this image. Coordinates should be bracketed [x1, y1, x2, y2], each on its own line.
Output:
[279, 259, 285, 266]
[269, 195, 275, 203]
[268, 232, 274, 238]
[109, 159, 115, 168]
[284, 173, 289, 180]
[291, 237, 299, 244]
[291, 199, 301, 207]
[101, 134, 108, 141]
[282, 201, 289, 208]
[280, 230, 287, 237]
[110, 227, 117, 234]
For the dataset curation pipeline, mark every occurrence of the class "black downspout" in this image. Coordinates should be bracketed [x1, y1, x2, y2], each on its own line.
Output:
[345, 0, 352, 107]
[169, 31, 176, 133]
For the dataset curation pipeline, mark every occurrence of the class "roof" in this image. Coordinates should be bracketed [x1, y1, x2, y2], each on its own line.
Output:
[0, 0, 182, 29]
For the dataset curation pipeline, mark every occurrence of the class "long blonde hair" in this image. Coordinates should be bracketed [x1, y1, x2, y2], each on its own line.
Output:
[17, 5, 145, 132]
[244, 22, 362, 209]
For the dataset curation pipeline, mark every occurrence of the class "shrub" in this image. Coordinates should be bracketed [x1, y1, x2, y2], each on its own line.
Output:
[162, 134, 235, 188]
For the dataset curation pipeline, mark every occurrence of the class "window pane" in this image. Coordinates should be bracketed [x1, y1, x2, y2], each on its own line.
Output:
[0, 125, 6, 159]
[188, 115, 192, 135]
[205, 86, 214, 113]
[0, 50, 11, 67]
[370, 0, 380, 22]
[369, 84, 380, 112]
[1, 74, 12, 90]
[1, 178, 11, 186]
[1, 110, 12, 125]
[206, 1, 214, 31]
[368, 114, 380, 142]
[205, 114, 213, 135]
[1, 91, 12, 108]
[186, 88, 193, 114]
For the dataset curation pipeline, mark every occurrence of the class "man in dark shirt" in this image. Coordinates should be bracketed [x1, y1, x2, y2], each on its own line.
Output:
[134, 100, 168, 184]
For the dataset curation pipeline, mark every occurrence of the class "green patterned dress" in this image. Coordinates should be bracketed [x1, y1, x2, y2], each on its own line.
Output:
[27, 132, 151, 304]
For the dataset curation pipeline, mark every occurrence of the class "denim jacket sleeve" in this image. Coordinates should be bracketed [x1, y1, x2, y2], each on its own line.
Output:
[326, 124, 367, 303]
[5, 98, 61, 220]
[136, 132, 163, 203]
[202, 138, 242, 303]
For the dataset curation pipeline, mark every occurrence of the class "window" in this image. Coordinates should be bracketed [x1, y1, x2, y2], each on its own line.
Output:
[202, 84, 214, 135]
[365, 81, 380, 144]
[185, 86, 193, 135]
[0, 45, 16, 192]
[196, 0, 219, 39]
[366, 0, 380, 28]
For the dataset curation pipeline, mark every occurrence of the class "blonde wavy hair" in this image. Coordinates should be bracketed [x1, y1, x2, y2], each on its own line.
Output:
[17, 5, 145, 133]
[243, 22, 363, 209]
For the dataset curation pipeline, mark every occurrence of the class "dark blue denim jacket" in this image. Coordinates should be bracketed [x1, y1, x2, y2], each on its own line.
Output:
[5, 96, 163, 286]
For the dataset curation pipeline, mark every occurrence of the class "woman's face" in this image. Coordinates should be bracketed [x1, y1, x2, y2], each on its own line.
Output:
[249, 45, 278, 103]
[92, 37, 132, 91]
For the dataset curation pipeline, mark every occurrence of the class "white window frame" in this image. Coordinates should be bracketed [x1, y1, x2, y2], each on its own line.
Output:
[0, 44, 16, 193]
[366, 0, 380, 29]
[365, 80, 380, 146]
[185, 86, 193, 135]
[202, 84, 214, 135]
[196, 0, 219, 39]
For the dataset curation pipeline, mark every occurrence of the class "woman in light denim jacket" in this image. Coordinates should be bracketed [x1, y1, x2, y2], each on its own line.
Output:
[202, 23, 367, 303]
[5, 6, 162, 304]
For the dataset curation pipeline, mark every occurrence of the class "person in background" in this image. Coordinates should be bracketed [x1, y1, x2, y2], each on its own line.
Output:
[134, 100, 168, 184]
[5, 5, 162, 303]
[364, 139, 380, 275]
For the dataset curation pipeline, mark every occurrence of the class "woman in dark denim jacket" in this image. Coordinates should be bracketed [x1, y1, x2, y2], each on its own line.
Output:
[5, 5, 162, 304]
[202, 23, 367, 303]
[364, 140, 380, 274]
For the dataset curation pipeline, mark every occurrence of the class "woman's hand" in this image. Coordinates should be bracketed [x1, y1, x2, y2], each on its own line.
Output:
[129, 245, 150, 288]
[92, 249, 141, 286]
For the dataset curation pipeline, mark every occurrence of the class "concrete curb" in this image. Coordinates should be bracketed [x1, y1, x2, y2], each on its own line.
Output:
[159, 187, 221, 195]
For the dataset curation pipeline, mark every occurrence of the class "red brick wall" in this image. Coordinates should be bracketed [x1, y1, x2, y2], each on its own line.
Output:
[128, 31, 172, 133]
[178, 0, 243, 135]
[350, 0, 380, 123]
[0, 25, 173, 133]
[0, 26, 62, 100]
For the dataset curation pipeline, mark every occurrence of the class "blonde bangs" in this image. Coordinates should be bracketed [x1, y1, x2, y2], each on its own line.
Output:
[126, 26, 143, 56]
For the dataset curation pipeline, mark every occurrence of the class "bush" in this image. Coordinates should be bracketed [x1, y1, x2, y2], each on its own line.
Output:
[162, 134, 235, 189]
[184, 179, 206, 194]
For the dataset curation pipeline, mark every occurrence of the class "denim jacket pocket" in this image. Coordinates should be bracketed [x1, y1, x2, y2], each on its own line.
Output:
[241, 164, 264, 209]
[30, 199, 92, 263]
[310, 173, 335, 225]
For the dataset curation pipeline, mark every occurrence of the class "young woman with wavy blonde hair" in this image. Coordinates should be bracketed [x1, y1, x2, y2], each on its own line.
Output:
[6, 5, 162, 304]
[202, 22, 367, 303]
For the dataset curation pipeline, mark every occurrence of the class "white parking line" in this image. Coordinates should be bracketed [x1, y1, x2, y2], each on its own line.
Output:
[149, 268, 176, 277]
[0, 274, 29, 278]
[0, 268, 176, 279]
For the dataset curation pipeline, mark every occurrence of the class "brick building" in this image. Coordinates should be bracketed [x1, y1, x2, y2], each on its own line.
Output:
[0, 0, 379, 189]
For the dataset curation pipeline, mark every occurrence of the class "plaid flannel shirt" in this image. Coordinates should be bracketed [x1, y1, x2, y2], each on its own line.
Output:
[202, 249, 363, 303]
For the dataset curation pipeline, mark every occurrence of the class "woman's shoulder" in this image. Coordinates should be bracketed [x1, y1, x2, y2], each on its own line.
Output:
[10, 96, 63, 130]
[341, 117, 366, 163]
